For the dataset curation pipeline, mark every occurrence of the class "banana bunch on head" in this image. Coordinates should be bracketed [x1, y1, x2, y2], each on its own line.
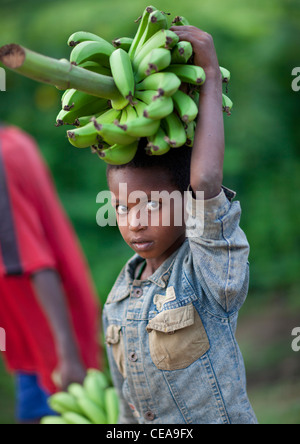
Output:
[57, 6, 233, 166]
[40, 369, 119, 424]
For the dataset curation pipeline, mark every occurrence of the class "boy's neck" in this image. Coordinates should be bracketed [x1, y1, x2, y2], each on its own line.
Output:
[141, 233, 186, 278]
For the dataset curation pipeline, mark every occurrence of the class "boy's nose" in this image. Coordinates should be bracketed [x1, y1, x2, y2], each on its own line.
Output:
[128, 207, 148, 230]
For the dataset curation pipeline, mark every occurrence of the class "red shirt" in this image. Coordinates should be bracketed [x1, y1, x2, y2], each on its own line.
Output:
[0, 126, 102, 393]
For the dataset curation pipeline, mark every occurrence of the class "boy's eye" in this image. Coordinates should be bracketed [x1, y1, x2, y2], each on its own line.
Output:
[115, 201, 160, 215]
[146, 201, 160, 211]
[116, 205, 128, 215]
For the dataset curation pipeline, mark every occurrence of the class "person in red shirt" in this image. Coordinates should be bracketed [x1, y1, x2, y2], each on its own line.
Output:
[0, 125, 102, 423]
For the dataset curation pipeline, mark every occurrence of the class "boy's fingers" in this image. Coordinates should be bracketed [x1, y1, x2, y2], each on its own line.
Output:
[172, 32, 200, 45]
[172, 31, 213, 47]
[170, 25, 199, 31]
[170, 26, 207, 35]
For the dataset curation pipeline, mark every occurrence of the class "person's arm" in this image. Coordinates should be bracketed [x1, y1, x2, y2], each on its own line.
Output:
[170, 26, 224, 199]
[31, 269, 87, 390]
[171, 27, 250, 314]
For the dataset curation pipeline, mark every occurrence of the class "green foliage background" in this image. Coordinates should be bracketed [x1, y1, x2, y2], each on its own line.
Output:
[0, 0, 299, 424]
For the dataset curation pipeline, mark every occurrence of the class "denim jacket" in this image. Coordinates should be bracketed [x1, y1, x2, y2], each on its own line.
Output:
[102, 185, 258, 424]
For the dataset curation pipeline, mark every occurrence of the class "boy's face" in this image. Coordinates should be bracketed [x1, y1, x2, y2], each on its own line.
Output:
[108, 167, 187, 260]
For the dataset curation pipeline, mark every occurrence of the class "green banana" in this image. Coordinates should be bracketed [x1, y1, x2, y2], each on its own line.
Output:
[61, 88, 78, 108]
[56, 88, 110, 125]
[172, 89, 199, 123]
[73, 111, 106, 127]
[91, 141, 111, 154]
[61, 88, 74, 104]
[68, 31, 107, 47]
[143, 95, 174, 120]
[171, 41, 193, 64]
[112, 37, 134, 52]
[109, 48, 135, 103]
[79, 61, 112, 76]
[185, 120, 196, 147]
[135, 9, 169, 55]
[70, 40, 115, 68]
[161, 112, 187, 148]
[119, 107, 128, 125]
[86, 369, 109, 389]
[63, 412, 92, 425]
[77, 396, 107, 424]
[97, 141, 139, 165]
[48, 392, 82, 415]
[61, 88, 107, 111]
[134, 99, 148, 117]
[135, 48, 172, 83]
[116, 115, 160, 137]
[111, 94, 130, 111]
[135, 89, 158, 105]
[67, 109, 121, 148]
[146, 127, 171, 155]
[220, 66, 231, 83]
[40, 416, 69, 425]
[128, 6, 157, 60]
[56, 100, 109, 126]
[125, 104, 138, 121]
[83, 370, 108, 410]
[171, 16, 191, 26]
[68, 383, 89, 400]
[96, 123, 138, 145]
[105, 387, 120, 424]
[166, 64, 206, 85]
[133, 29, 179, 71]
[222, 94, 233, 115]
[135, 72, 181, 97]
[189, 88, 200, 108]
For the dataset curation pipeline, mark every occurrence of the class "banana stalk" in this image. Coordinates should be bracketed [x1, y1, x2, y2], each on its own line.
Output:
[0, 44, 121, 100]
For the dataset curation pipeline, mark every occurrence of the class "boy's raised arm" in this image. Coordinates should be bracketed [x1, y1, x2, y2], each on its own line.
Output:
[170, 26, 225, 200]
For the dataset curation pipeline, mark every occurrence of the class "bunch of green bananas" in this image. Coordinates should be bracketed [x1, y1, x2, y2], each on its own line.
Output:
[57, 6, 233, 165]
[40, 369, 119, 425]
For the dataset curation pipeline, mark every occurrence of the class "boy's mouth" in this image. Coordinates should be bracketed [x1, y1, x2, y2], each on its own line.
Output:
[131, 240, 154, 251]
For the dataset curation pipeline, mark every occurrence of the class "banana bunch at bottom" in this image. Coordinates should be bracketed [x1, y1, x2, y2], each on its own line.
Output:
[56, 6, 233, 165]
[40, 370, 119, 425]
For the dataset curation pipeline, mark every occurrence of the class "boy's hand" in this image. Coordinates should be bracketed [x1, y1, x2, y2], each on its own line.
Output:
[170, 26, 221, 82]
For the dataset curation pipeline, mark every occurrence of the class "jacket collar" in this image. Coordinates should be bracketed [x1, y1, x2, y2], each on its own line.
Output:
[106, 239, 188, 304]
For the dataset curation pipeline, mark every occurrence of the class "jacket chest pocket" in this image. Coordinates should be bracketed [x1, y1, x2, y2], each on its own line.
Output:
[146, 303, 210, 371]
[106, 324, 126, 379]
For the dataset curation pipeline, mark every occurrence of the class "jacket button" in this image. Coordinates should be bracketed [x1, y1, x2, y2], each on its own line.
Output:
[133, 288, 143, 298]
[129, 352, 138, 362]
[144, 411, 155, 421]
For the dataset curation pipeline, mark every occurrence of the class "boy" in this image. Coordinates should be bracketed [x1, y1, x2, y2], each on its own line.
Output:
[102, 26, 258, 424]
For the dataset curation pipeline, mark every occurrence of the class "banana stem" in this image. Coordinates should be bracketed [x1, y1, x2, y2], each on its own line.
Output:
[0, 44, 121, 100]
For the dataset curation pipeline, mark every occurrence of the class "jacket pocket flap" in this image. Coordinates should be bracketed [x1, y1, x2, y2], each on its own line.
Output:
[147, 303, 194, 334]
[106, 324, 121, 345]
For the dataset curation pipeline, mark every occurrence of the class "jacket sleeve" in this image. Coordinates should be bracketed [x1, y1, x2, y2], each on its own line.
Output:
[185, 184, 250, 314]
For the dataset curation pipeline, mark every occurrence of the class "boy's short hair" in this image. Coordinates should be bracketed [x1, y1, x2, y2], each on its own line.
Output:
[106, 138, 192, 194]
